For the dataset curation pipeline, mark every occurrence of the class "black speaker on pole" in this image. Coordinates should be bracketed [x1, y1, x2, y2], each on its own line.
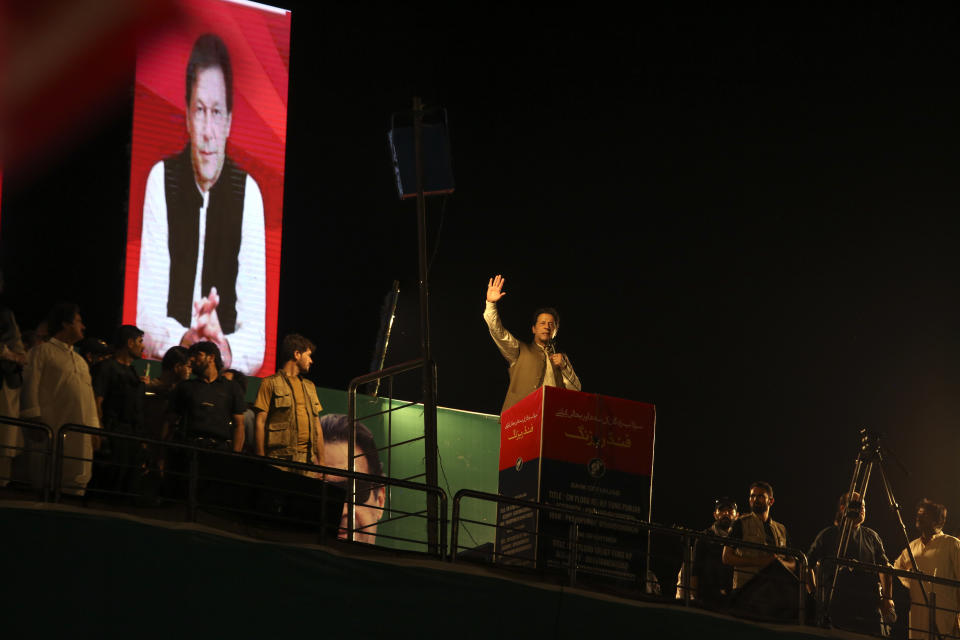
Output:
[388, 107, 454, 199]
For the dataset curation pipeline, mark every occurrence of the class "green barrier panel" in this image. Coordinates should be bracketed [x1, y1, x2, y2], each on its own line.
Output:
[318, 388, 500, 553]
[133, 361, 500, 553]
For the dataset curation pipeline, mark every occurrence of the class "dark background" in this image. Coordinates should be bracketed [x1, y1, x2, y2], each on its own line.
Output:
[4, 4, 960, 554]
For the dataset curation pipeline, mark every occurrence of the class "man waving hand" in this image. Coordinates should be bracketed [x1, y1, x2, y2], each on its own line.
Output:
[483, 274, 581, 413]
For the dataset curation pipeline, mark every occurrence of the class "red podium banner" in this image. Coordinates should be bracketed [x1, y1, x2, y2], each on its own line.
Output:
[498, 386, 544, 474]
[499, 386, 655, 477]
[496, 386, 657, 582]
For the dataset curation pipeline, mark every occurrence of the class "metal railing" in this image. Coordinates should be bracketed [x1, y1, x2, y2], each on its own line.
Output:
[0, 416, 54, 500]
[43, 423, 449, 558]
[815, 555, 960, 639]
[452, 488, 811, 623]
[347, 358, 444, 551]
[688, 531, 810, 624]
[13, 415, 960, 635]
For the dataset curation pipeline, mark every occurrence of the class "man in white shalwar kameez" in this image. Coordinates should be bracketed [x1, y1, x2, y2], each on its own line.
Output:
[20, 304, 101, 495]
[894, 499, 960, 640]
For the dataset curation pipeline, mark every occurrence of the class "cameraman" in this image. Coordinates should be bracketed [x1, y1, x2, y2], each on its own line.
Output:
[807, 491, 895, 635]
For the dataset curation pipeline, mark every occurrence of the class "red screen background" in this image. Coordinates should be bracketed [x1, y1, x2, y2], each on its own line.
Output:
[122, 0, 291, 376]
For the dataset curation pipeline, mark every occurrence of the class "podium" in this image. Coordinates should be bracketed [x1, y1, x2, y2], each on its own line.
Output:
[496, 386, 656, 584]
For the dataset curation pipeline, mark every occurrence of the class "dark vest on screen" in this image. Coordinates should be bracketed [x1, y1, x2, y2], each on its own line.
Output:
[163, 146, 246, 334]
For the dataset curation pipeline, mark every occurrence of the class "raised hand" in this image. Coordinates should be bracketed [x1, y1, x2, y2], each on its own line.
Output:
[486, 274, 507, 303]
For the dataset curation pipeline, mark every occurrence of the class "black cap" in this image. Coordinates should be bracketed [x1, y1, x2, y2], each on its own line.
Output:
[714, 497, 737, 511]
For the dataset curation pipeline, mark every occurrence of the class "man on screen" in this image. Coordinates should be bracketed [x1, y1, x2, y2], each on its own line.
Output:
[320, 414, 386, 545]
[137, 33, 266, 374]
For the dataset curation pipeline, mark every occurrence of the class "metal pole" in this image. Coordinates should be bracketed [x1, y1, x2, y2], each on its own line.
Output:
[797, 556, 806, 625]
[450, 492, 461, 563]
[816, 561, 825, 624]
[319, 480, 328, 545]
[52, 429, 62, 503]
[929, 590, 937, 640]
[645, 409, 657, 594]
[568, 523, 579, 586]
[41, 434, 50, 502]
[187, 449, 198, 522]
[827, 429, 877, 617]
[347, 384, 357, 542]
[369, 281, 400, 398]
[681, 534, 692, 606]
[413, 96, 440, 553]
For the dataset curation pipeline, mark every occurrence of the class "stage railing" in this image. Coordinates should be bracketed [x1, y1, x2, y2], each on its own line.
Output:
[12, 416, 960, 634]
[452, 488, 810, 623]
[347, 358, 444, 553]
[814, 555, 960, 639]
[48, 423, 448, 557]
[0, 416, 54, 500]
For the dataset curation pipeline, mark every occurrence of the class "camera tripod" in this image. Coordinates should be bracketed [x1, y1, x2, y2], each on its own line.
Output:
[821, 428, 938, 638]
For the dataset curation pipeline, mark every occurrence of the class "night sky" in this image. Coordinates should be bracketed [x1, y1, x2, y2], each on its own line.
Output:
[5, 5, 960, 553]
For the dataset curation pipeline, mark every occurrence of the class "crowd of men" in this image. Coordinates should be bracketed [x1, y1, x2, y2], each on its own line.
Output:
[683, 481, 960, 638]
[0, 301, 385, 543]
[3, 287, 960, 638]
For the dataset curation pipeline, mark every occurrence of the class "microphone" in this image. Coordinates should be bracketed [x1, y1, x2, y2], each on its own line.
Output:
[545, 338, 557, 357]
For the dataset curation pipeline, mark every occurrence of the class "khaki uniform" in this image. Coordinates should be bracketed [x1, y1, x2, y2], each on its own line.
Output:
[254, 372, 323, 466]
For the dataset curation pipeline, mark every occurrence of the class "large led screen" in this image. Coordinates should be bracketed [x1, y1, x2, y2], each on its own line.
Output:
[123, 0, 291, 376]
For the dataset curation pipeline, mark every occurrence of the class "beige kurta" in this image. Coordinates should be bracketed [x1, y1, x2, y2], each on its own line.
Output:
[894, 532, 960, 639]
[20, 338, 101, 494]
[483, 302, 582, 387]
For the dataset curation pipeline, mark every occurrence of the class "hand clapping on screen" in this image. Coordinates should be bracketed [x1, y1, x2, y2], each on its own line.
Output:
[486, 274, 507, 303]
[180, 287, 233, 368]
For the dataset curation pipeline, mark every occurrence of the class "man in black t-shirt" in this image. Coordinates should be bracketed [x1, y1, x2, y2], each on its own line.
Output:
[94, 326, 146, 434]
[690, 497, 738, 607]
[92, 325, 147, 492]
[171, 341, 245, 452]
